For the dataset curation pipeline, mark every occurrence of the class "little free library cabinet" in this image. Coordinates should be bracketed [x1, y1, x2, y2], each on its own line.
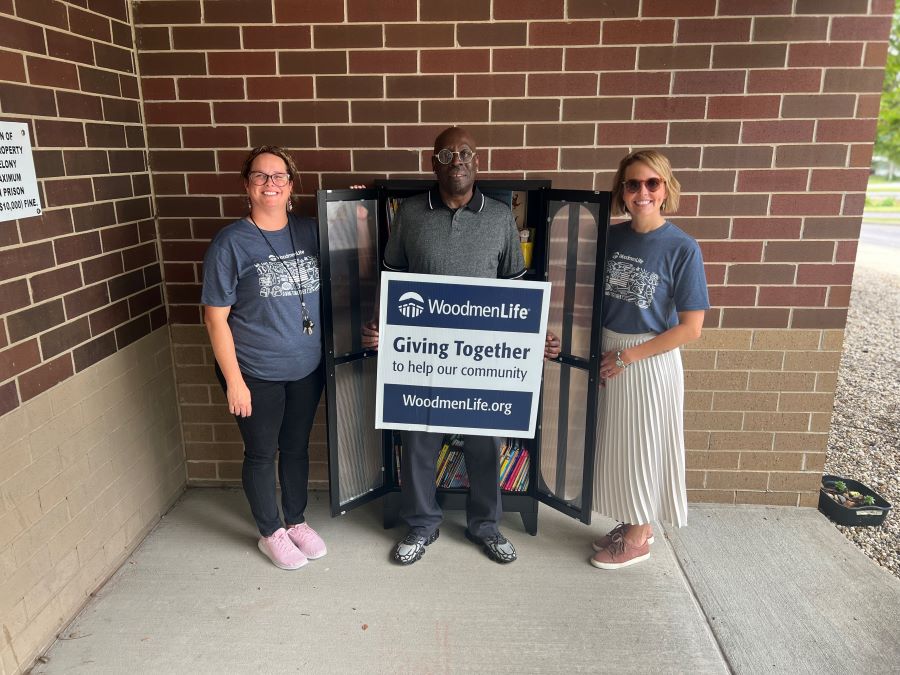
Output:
[316, 181, 611, 534]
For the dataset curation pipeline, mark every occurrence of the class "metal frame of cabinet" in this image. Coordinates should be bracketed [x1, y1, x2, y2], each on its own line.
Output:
[317, 181, 611, 535]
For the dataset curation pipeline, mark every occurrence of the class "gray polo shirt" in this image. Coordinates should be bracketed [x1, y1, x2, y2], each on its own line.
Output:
[384, 186, 525, 280]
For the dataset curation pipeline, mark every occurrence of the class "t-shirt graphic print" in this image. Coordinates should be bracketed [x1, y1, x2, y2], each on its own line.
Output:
[605, 252, 660, 310]
[255, 251, 320, 298]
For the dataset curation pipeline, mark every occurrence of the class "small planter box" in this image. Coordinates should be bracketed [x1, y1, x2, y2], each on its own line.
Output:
[819, 474, 892, 527]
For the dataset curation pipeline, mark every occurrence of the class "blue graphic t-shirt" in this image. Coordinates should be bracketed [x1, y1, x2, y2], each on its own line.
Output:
[602, 221, 709, 335]
[201, 214, 322, 381]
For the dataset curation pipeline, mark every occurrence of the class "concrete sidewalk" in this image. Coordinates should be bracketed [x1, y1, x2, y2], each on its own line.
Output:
[31, 489, 900, 674]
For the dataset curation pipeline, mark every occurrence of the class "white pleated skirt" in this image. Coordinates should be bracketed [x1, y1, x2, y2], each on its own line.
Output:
[594, 328, 688, 528]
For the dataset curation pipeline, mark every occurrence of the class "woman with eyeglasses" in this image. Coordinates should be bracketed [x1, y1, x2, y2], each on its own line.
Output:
[589, 149, 709, 570]
[201, 145, 326, 570]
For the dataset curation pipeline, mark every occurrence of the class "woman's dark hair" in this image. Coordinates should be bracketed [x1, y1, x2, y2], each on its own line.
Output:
[610, 149, 681, 217]
[240, 145, 301, 183]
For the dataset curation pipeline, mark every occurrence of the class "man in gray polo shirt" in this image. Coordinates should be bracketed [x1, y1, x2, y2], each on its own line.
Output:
[363, 126, 560, 565]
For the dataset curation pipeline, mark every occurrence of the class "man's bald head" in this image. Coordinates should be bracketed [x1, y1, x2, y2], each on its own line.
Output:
[433, 126, 477, 154]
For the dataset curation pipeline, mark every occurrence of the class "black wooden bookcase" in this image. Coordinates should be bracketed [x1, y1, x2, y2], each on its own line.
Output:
[316, 181, 610, 535]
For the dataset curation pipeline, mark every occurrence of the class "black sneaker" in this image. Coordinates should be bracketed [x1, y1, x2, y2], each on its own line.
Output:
[392, 529, 439, 565]
[465, 529, 517, 563]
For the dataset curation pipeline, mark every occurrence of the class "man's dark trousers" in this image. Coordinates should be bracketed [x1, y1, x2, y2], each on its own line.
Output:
[399, 430, 502, 539]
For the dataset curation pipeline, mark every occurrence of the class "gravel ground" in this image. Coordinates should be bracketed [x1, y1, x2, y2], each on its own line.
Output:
[825, 247, 900, 580]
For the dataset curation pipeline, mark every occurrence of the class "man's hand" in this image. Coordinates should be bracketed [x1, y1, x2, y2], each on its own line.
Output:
[362, 320, 379, 350]
[544, 331, 560, 360]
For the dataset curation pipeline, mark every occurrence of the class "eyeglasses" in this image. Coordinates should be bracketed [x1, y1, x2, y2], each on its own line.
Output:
[248, 171, 291, 187]
[623, 178, 665, 193]
[434, 148, 476, 165]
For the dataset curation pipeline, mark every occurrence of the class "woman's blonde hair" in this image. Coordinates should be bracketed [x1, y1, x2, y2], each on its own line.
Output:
[610, 149, 680, 217]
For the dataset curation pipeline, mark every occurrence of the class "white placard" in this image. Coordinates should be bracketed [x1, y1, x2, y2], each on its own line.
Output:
[375, 272, 551, 438]
[0, 121, 42, 222]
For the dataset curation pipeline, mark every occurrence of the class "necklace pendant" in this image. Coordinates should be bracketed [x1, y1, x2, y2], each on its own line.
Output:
[303, 318, 315, 335]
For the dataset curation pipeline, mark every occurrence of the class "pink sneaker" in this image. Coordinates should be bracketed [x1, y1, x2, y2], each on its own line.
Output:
[258, 528, 307, 570]
[286, 522, 327, 560]
[592, 523, 655, 552]
[590, 532, 650, 570]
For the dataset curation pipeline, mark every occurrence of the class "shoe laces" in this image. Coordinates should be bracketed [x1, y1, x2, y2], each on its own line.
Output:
[608, 532, 626, 555]
[269, 529, 295, 554]
[290, 523, 316, 545]
[401, 532, 424, 545]
[608, 523, 628, 538]
[482, 533, 509, 546]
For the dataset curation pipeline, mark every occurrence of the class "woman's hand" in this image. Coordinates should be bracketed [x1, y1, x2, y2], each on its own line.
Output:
[599, 349, 630, 382]
[544, 331, 561, 360]
[361, 320, 379, 350]
[227, 379, 252, 417]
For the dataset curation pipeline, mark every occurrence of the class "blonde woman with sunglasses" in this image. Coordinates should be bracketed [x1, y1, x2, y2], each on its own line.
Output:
[590, 149, 709, 570]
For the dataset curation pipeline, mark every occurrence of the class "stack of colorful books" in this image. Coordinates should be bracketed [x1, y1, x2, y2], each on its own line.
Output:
[435, 435, 468, 488]
[499, 439, 529, 492]
[393, 432, 530, 492]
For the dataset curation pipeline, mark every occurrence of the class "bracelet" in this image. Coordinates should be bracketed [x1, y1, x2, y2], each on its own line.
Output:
[615, 350, 627, 369]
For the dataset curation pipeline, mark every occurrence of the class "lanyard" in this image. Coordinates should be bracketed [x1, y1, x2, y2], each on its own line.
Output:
[248, 216, 315, 335]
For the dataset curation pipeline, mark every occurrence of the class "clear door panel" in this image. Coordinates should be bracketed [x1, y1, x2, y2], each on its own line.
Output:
[539, 360, 590, 509]
[324, 199, 378, 357]
[546, 201, 600, 363]
[334, 357, 383, 507]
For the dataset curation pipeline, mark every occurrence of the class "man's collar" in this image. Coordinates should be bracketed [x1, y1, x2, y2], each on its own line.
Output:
[427, 185, 485, 213]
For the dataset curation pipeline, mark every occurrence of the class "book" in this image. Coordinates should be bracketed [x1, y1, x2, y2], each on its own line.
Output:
[394, 434, 530, 492]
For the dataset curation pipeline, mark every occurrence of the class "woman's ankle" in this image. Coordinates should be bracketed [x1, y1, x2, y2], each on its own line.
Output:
[624, 523, 652, 545]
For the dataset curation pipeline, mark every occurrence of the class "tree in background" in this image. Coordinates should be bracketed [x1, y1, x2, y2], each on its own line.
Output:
[874, 6, 900, 178]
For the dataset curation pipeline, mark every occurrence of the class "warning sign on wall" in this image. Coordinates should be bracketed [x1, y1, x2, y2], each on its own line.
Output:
[0, 121, 42, 223]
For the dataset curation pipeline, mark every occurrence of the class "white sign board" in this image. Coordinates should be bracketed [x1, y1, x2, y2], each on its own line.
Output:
[0, 121, 42, 222]
[375, 272, 551, 438]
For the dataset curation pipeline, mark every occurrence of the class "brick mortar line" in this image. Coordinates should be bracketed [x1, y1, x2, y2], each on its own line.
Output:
[2, 305, 162, 361]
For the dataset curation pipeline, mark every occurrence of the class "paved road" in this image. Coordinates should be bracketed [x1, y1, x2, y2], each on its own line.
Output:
[860, 219, 900, 249]
[858, 218, 899, 275]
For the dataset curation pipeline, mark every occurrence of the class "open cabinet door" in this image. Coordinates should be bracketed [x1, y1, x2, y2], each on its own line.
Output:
[535, 190, 610, 524]
[317, 189, 390, 516]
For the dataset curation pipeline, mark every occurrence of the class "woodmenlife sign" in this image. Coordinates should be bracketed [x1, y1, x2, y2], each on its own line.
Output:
[375, 272, 551, 438]
[0, 121, 42, 223]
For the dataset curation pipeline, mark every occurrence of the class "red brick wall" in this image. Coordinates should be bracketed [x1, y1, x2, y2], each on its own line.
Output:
[132, 0, 892, 501]
[2, 0, 893, 505]
[0, 0, 165, 417]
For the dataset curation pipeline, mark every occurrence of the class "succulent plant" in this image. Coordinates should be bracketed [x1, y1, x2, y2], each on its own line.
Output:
[863, 495, 876, 506]
[833, 480, 847, 492]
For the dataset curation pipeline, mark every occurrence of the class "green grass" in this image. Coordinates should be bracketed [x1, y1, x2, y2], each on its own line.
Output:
[864, 196, 898, 208]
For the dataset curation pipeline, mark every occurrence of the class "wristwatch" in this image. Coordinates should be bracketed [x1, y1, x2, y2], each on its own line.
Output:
[615, 350, 627, 369]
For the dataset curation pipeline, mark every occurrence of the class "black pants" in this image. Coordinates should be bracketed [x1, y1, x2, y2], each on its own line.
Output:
[216, 364, 324, 537]
[400, 431, 502, 539]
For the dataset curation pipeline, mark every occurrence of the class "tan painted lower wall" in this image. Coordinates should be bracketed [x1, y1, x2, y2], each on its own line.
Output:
[0, 328, 185, 675]
[172, 325, 839, 508]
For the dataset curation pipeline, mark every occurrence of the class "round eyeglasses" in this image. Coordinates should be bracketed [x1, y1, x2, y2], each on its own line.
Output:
[623, 178, 665, 193]
[434, 148, 476, 165]
[248, 171, 291, 187]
